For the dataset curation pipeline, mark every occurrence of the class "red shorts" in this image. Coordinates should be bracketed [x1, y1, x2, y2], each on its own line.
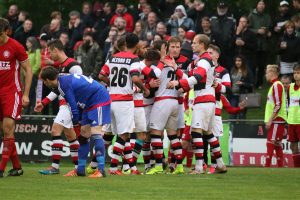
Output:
[267, 123, 285, 141]
[181, 125, 191, 141]
[0, 91, 22, 121]
[288, 124, 300, 143]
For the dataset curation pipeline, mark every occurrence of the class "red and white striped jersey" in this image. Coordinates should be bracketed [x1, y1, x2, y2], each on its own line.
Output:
[215, 94, 241, 116]
[154, 59, 185, 101]
[179, 52, 216, 104]
[100, 51, 144, 101]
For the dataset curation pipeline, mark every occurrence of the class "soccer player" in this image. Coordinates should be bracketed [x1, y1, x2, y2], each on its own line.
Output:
[34, 40, 81, 175]
[264, 65, 287, 167]
[167, 34, 227, 174]
[99, 33, 150, 175]
[147, 37, 186, 175]
[0, 18, 33, 178]
[40, 67, 111, 177]
[287, 65, 300, 167]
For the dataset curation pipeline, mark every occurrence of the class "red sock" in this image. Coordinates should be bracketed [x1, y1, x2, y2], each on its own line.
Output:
[265, 142, 275, 167]
[0, 138, 13, 171]
[274, 145, 283, 167]
[292, 153, 300, 167]
[186, 150, 193, 168]
[10, 139, 21, 169]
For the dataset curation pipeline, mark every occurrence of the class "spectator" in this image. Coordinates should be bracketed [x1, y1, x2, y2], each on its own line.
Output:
[74, 32, 102, 76]
[14, 18, 34, 48]
[167, 5, 194, 36]
[291, 15, 300, 37]
[6, 4, 19, 35]
[14, 10, 29, 35]
[278, 21, 300, 76]
[143, 12, 158, 42]
[178, 25, 193, 60]
[67, 10, 84, 50]
[80, 1, 96, 28]
[59, 32, 73, 58]
[273, 1, 291, 37]
[158, 0, 179, 20]
[235, 16, 257, 76]
[25, 37, 41, 114]
[103, 27, 118, 61]
[155, 21, 171, 41]
[292, 0, 300, 17]
[114, 17, 127, 37]
[40, 11, 65, 40]
[210, 1, 236, 70]
[187, 0, 211, 33]
[248, 0, 272, 89]
[133, 20, 147, 41]
[110, 1, 134, 32]
[199, 16, 217, 44]
[138, 3, 152, 22]
[230, 55, 254, 119]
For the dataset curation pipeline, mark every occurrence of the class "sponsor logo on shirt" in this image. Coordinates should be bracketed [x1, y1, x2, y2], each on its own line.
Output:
[0, 61, 11, 70]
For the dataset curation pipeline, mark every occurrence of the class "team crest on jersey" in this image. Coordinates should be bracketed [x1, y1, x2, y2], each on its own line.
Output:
[3, 50, 10, 58]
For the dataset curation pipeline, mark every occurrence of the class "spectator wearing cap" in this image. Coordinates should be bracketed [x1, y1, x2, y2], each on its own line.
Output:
[167, 5, 194, 36]
[74, 32, 103, 76]
[235, 15, 257, 76]
[210, 1, 236, 70]
[187, 0, 211, 34]
[278, 21, 300, 76]
[109, 1, 134, 32]
[273, 1, 291, 37]
[248, 0, 272, 89]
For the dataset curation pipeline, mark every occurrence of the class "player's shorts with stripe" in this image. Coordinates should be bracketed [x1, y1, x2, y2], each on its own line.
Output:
[134, 107, 147, 132]
[191, 102, 215, 132]
[288, 124, 300, 142]
[149, 99, 178, 131]
[54, 105, 73, 128]
[0, 91, 22, 121]
[178, 103, 185, 129]
[111, 101, 135, 135]
[212, 115, 223, 137]
[81, 104, 111, 127]
[267, 123, 285, 141]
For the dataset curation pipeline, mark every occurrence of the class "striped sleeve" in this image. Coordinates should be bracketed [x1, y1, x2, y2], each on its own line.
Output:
[100, 61, 110, 76]
[272, 82, 283, 115]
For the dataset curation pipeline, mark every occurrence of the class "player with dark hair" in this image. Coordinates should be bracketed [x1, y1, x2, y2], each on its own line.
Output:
[0, 18, 33, 178]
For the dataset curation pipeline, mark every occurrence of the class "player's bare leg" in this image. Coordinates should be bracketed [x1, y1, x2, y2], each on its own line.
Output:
[290, 142, 300, 167]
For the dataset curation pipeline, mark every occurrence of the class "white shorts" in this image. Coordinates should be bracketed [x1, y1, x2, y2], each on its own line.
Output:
[134, 107, 147, 133]
[144, 105, 152, 132]
[212, 116, 223, 137]
[111, 101, 135, 135]
[54, 105, 73, 128]
[191, 103, 215, 132]
[178, 103, 185, 129]
[150, 99, 178, 131]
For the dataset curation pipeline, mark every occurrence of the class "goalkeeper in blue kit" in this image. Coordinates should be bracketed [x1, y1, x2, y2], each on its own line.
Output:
[40, 66, 111, 178]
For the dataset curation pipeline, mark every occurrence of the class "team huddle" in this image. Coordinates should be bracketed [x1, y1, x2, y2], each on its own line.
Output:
[0, 13, 244, 177]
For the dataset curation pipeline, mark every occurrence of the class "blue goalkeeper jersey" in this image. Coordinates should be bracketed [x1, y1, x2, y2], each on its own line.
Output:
[58, 74, 111, 124]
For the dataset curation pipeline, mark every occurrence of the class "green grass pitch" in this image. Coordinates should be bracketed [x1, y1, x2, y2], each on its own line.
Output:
[0, 163, 299, 200]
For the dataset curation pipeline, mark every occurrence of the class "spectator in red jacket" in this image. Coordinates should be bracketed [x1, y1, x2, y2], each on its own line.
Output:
[109, 1, 134, 32]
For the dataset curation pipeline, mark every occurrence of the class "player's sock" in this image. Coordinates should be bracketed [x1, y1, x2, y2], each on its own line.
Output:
[132, 139, 143, 163]
[206, 134, 224, 168]
[151, 134, 163, 167]
[110, 136, 125, 172]
[10, 138, 21, 169]
[0, 138, 13, 171]
[202, 135, 209, 165]
[142, 141, 151, 169]
[292, 153, 300, 167]
[266, 141, 275, 167]
[186, 150, 193, 168]
[168, 135, 183, 165]
[90, 154, 98, 168]
[51, 136, 64, 169]
[92, 134, 106, 173]
[69, 139, 79, 169]
[274, 144, 284, 167]
[191, 131, 204, 172]
[124, 139, 136, 171]
[103, 134, 114, 149]
[77, 135, 90, 175]
[210, 148, 217, 168]
[130, 133, 137, 149]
